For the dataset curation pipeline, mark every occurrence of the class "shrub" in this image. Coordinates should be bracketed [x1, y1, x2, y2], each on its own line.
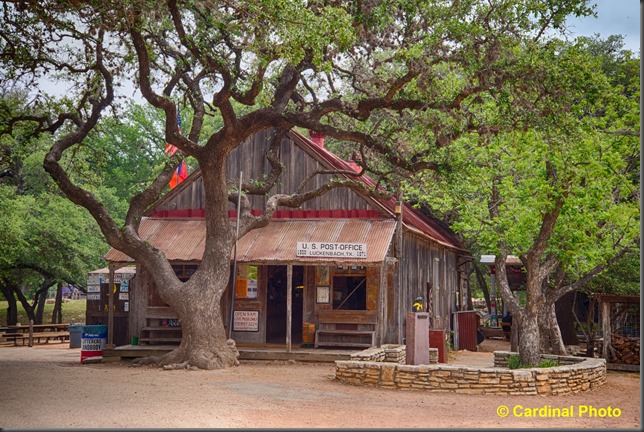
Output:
[508, 354, 531, 369]
[537, 359, 560, 368]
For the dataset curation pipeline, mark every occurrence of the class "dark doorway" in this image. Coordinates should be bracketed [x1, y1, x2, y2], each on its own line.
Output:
[266, 265, 304, 344]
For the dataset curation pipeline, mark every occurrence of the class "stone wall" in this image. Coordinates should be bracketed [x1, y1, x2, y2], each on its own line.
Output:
[349, 345, 437, 364]
[335, 352, 606, 396]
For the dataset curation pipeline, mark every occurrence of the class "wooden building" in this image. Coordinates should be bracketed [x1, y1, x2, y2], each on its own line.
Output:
[104, 129, 470, 350]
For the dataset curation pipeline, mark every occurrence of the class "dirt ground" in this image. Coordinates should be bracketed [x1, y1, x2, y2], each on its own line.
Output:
[0, 340, 640, 429]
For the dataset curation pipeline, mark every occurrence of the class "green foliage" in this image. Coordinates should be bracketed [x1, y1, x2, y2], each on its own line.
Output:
[537, 359, 560, 368]
[508, 354, 529, 369]
[587, 249, 640, 295]
[0, 299, 87, 326]
[405, 36, 639, 283]
[508, 354, 560, 369]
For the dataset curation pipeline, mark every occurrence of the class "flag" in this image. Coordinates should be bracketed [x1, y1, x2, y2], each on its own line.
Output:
[169, 160, 188, 189]
[164, 112, 182, 157]
[165, 112, 188, 189]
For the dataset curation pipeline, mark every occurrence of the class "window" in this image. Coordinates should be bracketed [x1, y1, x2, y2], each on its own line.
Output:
[332, 267, 366, 310]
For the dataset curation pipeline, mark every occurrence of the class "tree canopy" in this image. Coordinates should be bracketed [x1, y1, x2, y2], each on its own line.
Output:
[0, 0, 612, 368]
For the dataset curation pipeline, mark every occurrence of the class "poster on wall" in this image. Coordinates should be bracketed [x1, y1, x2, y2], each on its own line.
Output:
[235, 264, 258, 299]
[316, 286, 330, 304]
[233, 310, 259, 332]
[316, 267, 330, 285]
[247, 265, 258, 299]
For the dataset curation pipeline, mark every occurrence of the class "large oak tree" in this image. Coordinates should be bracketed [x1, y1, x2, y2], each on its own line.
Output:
[0, 0, 597, 369]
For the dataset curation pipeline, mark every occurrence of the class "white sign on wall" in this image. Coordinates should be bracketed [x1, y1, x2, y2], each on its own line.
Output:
[296, 242, 367, 259]
[233, 310, 259, 332]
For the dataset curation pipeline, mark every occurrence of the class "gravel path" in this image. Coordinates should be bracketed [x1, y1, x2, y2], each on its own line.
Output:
[0, 342, 639, 429]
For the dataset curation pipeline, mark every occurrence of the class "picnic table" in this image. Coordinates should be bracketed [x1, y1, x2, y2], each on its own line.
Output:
[1, 323, 70, 346]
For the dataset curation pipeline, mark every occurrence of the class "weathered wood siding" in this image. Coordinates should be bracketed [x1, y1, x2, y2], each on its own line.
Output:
[385, 231, 460, 344]
[155, 130, 377, 213]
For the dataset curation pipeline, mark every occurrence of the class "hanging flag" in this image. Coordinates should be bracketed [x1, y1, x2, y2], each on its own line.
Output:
[164, 112, 182, 157]
[165, 111, 189, 189]
[169, 160, 188, 189]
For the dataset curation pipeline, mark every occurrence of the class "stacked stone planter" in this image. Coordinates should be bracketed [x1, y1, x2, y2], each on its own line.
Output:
[349, 344, 437, 364]
[335, 350, 606, 395]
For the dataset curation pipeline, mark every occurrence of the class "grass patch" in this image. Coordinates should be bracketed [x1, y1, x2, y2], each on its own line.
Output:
[0, 299, 87, 326]
[507, 354, 561, 369]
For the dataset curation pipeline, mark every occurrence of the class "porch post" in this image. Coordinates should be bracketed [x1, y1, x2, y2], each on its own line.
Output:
[107, 265, 115, 348]
[286, 264, 293, 353]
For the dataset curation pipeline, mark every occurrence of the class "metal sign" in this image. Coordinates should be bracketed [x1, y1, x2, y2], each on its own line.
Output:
[296, 242, 367, 259]
[233, 310, 259, 332]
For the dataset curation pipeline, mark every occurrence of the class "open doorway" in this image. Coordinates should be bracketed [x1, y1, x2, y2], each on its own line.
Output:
[266, 265, 304, 344]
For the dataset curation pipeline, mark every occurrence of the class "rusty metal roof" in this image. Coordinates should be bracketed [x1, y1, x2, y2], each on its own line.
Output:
[105, 217, 396, 265]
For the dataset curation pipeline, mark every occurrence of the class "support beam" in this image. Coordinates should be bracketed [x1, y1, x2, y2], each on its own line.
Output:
[601, 301, 611, 361]
[286, 265, 293, 353]
[107, 265, 115, 348]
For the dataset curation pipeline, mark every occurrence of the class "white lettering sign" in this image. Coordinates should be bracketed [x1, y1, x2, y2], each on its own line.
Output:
[233, 310, 259, 332]
[296, 242, 367, 259]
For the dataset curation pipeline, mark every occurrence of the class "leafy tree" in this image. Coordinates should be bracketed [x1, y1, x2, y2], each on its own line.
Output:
[405, 39, 639, 364]
[0, 0, 599, 369]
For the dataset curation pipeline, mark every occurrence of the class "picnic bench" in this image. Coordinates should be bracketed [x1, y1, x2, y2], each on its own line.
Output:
[1, 323, 70, 346]
[314, 309, 376, 349]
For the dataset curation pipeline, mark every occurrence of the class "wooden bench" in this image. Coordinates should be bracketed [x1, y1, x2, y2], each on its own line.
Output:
[315, 310, 377, 349]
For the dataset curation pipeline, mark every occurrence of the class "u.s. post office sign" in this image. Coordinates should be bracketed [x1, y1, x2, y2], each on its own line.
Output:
[296, 242, 367, 259]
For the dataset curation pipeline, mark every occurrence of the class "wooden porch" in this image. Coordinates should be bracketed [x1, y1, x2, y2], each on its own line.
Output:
[102, 343, 359, 363]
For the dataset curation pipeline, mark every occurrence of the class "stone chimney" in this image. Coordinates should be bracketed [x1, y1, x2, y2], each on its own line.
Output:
[308, 130, 326, 148]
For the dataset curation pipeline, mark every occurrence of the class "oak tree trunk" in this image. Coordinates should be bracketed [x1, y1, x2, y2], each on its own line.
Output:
[51, 282, 63, 324]
[1, 284, 18, 325]
[518, 305, 541, 366]
[135, 155, 240, 370]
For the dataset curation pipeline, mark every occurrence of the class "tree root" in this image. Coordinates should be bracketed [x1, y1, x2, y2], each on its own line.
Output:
[132, 339, 240, 370]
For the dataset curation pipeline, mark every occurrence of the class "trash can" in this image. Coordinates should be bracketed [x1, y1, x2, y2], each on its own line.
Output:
[429, 329, 448, 363]
[69, 324, 83, 349]
[302, 322, 316, 347]
[80, 325, 107, 363]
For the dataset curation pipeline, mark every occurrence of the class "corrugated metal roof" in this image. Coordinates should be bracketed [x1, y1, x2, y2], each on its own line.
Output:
[105, 217, 396, 265]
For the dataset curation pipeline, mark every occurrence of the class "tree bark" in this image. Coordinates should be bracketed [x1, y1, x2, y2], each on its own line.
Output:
[51, 282, 63, 324]
[555, 292, 579, 345]
[538, 303, 566, 355]
[1, 283, 18, 325]
[34, 287, 47, 324]
[518, 304, 541, 366]
[135, 154, 240, 369]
